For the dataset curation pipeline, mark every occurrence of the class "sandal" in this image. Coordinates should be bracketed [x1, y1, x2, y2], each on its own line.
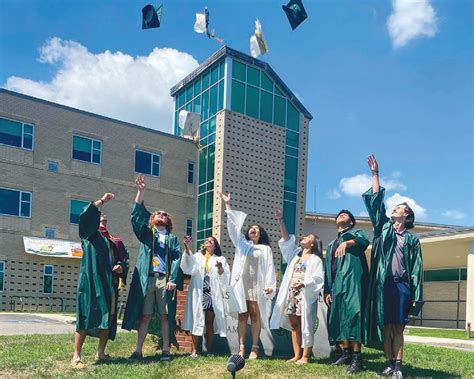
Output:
[296, 358, 309, 366]
[95, 353, 112, 363]
[71, 357, 86, 369]
[249, 344, 259, 360]
[128, 351, 143, 360]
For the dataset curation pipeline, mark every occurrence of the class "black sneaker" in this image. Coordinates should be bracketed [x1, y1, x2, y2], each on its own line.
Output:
[128, 351, 143, 360]
[346, 356, 363, 374]
[392, 370, 403, 379]
[332, 353, 351, 365]
[160, 351, 171, 361]
[379, 365, 394, 376]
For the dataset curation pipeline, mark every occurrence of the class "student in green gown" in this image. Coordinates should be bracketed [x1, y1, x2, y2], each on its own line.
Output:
[122, 174, 183, 361]
[363, 155, 423, 379]
[323, 209, 370, 374]
[72, 193, 129, 368]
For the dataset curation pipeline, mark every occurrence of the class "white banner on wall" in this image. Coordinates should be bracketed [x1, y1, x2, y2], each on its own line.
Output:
[23, 236, 83, 259]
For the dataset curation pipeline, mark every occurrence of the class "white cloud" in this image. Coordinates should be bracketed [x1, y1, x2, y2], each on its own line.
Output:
[4, 37, 199, 131]
[387, 0, 438, 49]
[386, 193, 427, 219]
[338, 173, 406, 197]
[442, 210, 466, 220]
[326, 188, 341, 200]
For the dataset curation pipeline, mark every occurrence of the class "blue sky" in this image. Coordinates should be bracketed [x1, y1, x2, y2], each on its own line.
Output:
[1, 0, 472, 225]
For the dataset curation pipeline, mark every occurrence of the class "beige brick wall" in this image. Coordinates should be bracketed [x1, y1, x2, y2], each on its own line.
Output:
[0, 90, 198, 310]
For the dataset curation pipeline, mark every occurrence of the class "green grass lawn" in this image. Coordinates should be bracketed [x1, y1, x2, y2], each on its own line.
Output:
[407, 327, 474, 340]
[0, 333, 473, 378]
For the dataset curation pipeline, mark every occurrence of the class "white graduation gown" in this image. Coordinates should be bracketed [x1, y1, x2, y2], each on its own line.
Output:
[225, 209, 276, 354]
[270, 235, 325, 348]
[180, 251, 230, 337]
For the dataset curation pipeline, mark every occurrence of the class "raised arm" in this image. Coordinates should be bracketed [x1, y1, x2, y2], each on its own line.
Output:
[275, 208, 289, 241]
[134, 174, 146, 204]
[218, 191, 232, 211]
[367, 154, 380, 194]
[79, 193, 114, 240]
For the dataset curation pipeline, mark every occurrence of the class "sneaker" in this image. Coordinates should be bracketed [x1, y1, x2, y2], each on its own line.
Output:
[128, 351, 143, 360]
[392, 370, 403, 379]
[332, 353, 351, 365]
[160, 351, 171, 361]
[346, 356, 363, 374]
[379, 365, 394, 376]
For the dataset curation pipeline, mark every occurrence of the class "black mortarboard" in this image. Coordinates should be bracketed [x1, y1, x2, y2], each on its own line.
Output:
[282, 0, 308, 30]
[142, 4, 163, 30]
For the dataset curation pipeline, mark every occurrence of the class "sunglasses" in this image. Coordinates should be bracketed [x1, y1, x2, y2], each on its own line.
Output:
[157, 211, 168, 217]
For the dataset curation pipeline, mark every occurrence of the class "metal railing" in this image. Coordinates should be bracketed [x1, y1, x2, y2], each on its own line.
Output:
[9, 295, 71, 312]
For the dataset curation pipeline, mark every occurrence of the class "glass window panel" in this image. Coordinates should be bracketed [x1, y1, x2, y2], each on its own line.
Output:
[287, 102, 300, 131]
[178, 90, 185, 107]
[232, 60, 246, 81]
[72, 136, 92, 162]
[208, 117, 216, 135]
[0, 188, 20, 216]
[92, 140, 101, 150]
[186, 102, 192, 112]
[199, 147, 207, 183]
[193, 96, 201, 114]
[286, 130, 299, 148]
[200, 121, 208, 139]
[44, 265, 53, 275]
[206, 191, 214, 226]
[152, 154, 160, 164]
[21, 192, 31, 202]
[219, 60, 225, 79]
[201, 90, 209, 120]
[247, 66, 260, 87]
[275, 85, 285, 96]
[261, 72, 273, 92]
[461, 268, 467, 280]
[92, 150, 101, 164]
[208, 132, 216, 145]
[45, 227, 56, 239]
[198, 183, 206, 194]
[186, 85, 193, 103]
[285, 146, 299, 157]
[175, 98, 179, 111]
[284, 156, 298, 193]
[0, 117, 22, 147]
[135, 150, 152, 175]
[284, 191, 297, 202]
[202, 71, 210, 90]
[188, 162, 195, 184]
[211, 66, 219, 85]
[23, 134, 33, 149]
[0, 262, 4, 270]
[424, 269, 461, 282]
[198, 195, 206, 230]
[245, 85, 259, 119]
[206, 181, 214, 192]
[218, 80, 224, 111]
[23, 124, 34, 134]
[70, 199, 89, 224]
[283, 201, 296, 234]
[207, 145, 215, 182]
[260, 90, 273, 123]
[209, 84, 218, 117]
[231, 80, 245, 114]
[273, 96, 286, 127]
[186, 219, 193, 237]
[20, 201, 30, 217]
[43, 275, 53, 294]
[152, 161, 160, 176]
[197, 230, 205, 243]
[193, 77, 202, 96]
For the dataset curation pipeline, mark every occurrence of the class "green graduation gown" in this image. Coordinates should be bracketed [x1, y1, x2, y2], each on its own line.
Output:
[122, 202, 183, 343]
[76, 203, 129, 340]
[324, 228, 370, 344]
[362, 187, 423, 348]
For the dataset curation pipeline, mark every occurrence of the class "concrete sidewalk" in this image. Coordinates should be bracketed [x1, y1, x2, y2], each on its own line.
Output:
[405, 334, 474, 352]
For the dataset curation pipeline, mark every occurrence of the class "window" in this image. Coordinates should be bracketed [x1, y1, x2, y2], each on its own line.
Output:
[232, 60, 246, 81]
[135, 150, 160, 177]
[72, 135, 101, 164]
[70, 199, 89, 224]
[48, 160, 59, 172]
[424, 268, 467, 282]
[0, 187, 31, 217]
[44, 227, 56, 239]
[260, 90, 273, 123]
[284, 156, 298, 193]
[43, 265, 54, 294]
[231, 80, 245, 114]
[188, 162, 195, 184]
[245, 85, 259, 119]
[0, 116, 34, 150]
[0, 261, 4, 292]
[186, 219, 193, 238]
[287, 102, 300, 132]
[247, 66, 260, 87]
[273, 95, 286, 127]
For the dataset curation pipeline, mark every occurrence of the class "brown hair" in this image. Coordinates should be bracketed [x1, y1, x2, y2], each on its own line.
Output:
[300, 234, 324, 263]
[149, 211, 173, 233]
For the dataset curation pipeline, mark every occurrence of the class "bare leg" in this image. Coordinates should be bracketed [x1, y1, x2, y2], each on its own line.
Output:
[248, 301, 261, 359]
[135, 314, 152, 353]
[351, 341, 361, 353]
[204, 310, 215, 353]
[288, 315, 302, 362]
[161, 314, 170, 351]
[97, 329, 109, 359]
[300, 347, 312, 363]
[392, 324, 405, 360]
[73, 330, 87, 361]
[191, 335, 199, 356]
[383, 324, 394, 361]
[238, 311, 248, 357]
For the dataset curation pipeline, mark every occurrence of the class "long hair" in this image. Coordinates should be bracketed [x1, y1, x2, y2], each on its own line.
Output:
[200, 236, 222, 257]
[148, 211, 173, 233]
[399, 202, 415, 229]
[244, 224, 270, 246]
[300, 234, 324, 264]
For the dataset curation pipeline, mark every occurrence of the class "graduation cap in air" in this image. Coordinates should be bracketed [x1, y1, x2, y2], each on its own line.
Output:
[250, 19, 268, 59]
[194, 6, 223, 43]
[178, 110, 202, 146]
[142, 3, 163, 29]
[282, 0, 308, 30]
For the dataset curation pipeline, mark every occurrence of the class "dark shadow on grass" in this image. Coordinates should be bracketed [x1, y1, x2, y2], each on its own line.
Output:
[362, 360, 461, 378]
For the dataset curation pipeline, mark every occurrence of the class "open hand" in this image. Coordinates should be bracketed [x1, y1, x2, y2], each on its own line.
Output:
[135, 174, 146, 191]
[275, 208, 283, 220]
[335, 241, 348, 258]
[217, 191, 231, 204]
[367, 154, 379, 173]
[166, 282, 177, 291]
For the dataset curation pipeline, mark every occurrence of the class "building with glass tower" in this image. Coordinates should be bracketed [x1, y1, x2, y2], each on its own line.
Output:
[171, 46, 312, 273]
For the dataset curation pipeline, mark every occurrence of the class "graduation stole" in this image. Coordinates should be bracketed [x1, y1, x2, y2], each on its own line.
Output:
[204, 251, 211, 273]
[151, 227, 170, 282]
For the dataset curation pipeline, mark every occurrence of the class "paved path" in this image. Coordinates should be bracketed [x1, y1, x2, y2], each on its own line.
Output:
[0, 313, 76, 335]
[405, 334, 474, 352]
